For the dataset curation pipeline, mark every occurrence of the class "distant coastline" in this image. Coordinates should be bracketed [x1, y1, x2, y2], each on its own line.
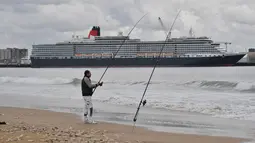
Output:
[234, 62, 255, 66]
[0, 64, 31, 68]
[0, 62, 255, 68]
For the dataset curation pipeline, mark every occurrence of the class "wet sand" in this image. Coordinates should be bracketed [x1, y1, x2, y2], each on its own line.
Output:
[0, 106, 250, 143]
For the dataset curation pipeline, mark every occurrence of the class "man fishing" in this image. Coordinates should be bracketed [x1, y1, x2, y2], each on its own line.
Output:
[81, 70, 103, 124]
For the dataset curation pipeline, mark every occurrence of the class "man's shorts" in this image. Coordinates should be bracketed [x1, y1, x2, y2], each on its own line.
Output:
[83, 96, 93, 108]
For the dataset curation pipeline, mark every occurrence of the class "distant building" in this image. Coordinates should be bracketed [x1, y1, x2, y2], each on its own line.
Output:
[247, 48, 255, 63]
[0, 48, 28, 64]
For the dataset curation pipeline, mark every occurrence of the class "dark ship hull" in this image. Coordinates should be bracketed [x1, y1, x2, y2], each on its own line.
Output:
[30, 53, 245, 68]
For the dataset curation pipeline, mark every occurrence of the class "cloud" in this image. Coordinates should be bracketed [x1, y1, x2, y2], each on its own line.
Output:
[0, 0, 254, 55]
[222, 4, 255, 26]
[0, 0, 70, 5]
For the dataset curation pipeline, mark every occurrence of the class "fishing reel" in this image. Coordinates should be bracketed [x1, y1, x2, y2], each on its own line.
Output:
[133, 99, 147, 122]
[142, 99, 147, 106]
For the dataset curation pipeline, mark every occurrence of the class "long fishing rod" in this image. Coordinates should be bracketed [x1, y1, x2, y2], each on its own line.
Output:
[132, 10, 182, 132]
[92, 13, 149, 95]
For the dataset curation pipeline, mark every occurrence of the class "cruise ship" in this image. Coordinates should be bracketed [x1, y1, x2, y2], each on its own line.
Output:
[30, 26, 246, 68]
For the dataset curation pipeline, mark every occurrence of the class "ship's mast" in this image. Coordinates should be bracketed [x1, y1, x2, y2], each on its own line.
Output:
[189, 27, 194, 37]
[215, 42, 232, 52]
[118, 31, 123, 36]
[158, 17, 168, 39]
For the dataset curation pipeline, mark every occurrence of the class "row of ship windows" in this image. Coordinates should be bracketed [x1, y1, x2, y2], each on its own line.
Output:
[32, 50, 73, 52]
[75, 49, 220, 53]
[33, 46, 219, 50]
[76, 47, 218, 51]
[32, 50, 220, 55]
[32, 49, 219, 54]
[33, 44, 215, 50]
[33, 47, 216, 51]
[34, 43, 213, 47]
[32, 47, 219, 52]
[33, 51, 221, 56]
[118, 44, 210, 46]
[32, 51, 73, 52]
[32, 50, 220, 54]
[32, 47, 217, 52]
[75, 47, 219, 50]
[32, 54, 72, 56]
[75, 49, 219, 53]
[32, 52, 73, 55]
[32, 55, 224, 59]
[73, 44, 213, 46]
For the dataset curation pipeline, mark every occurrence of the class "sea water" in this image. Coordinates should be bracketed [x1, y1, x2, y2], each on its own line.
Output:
[0, 67, 255, 140]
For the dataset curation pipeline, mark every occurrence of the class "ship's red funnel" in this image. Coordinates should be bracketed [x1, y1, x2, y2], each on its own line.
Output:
[88, 26, 100, 38]
[88, 30, 98, 38]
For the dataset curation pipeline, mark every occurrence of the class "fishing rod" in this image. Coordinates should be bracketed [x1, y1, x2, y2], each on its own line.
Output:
[92, 13, 149, 95]
[132, 10, 182, 132]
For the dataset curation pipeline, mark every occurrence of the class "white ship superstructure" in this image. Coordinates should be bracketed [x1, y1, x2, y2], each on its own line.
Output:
[31, 26, 224, 59]
[30, 26, 245, 68]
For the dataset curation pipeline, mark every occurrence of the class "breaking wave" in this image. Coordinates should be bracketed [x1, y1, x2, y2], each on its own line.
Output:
[182, 80, 255, 93]
[93, 95, 255, 121]
[0, 76, 254, 92]
[1, 75, 255, 122]
[0, 76, 163, 86]
[0, 76, 81, 85]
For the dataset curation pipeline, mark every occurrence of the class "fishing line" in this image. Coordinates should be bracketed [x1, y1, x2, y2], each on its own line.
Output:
[132, 10, 182, 132]
[91, 13, 149, 95]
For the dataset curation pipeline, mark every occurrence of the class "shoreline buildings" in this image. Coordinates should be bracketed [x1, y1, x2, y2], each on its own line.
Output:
[0, 48, 30, 65]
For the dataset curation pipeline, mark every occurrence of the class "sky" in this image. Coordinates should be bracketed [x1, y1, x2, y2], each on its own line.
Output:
[0, 0, 255, 55]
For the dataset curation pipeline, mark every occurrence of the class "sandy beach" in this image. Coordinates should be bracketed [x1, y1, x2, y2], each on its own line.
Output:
[0, 106, 250, 143]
